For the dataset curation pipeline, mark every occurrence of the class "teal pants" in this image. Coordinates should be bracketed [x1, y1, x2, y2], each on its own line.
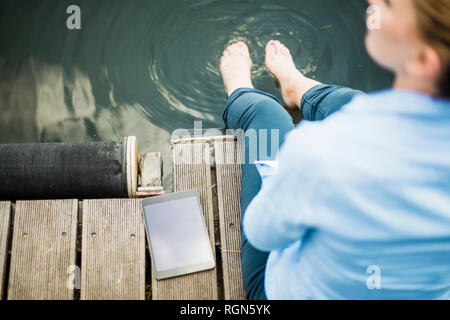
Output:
[222, 84, 364, 300]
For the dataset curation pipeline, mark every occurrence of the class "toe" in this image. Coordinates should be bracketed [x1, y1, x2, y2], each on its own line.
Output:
[237, 42, 247, 54]
[229, 43, 240, 53]
[236, 42, 250, 56]
[266, 40, 276, 54]
[274, 41, 281, 54]
[281, 44, 289, 55]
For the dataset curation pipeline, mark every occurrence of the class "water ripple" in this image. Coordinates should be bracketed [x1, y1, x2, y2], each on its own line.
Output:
[0, 0, 393, 190]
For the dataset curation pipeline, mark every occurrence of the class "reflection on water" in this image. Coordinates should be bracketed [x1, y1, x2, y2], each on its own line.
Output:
[0, 0, 393, 190]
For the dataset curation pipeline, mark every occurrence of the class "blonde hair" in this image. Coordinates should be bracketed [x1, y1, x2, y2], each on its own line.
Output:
[412, 0, 450, 98]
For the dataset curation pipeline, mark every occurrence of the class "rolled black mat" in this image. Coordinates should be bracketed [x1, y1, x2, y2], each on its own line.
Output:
[0, 138, 137, 200]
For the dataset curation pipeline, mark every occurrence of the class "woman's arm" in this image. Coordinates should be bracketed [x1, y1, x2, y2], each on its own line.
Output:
[243, 126, 327, 252]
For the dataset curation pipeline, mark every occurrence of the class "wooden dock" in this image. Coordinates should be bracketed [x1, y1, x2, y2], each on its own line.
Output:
[0, 138, 245, 300]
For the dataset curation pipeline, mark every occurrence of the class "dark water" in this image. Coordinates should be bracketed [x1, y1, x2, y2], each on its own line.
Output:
[0, 0, 393, 190]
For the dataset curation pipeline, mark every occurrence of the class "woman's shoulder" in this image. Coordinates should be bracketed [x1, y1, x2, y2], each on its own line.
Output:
[344, 89, 450, 115]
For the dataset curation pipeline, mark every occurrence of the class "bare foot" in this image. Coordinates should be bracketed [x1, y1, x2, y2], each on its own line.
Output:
[265, 40, 320, 109]
[220, 42, 254, 97]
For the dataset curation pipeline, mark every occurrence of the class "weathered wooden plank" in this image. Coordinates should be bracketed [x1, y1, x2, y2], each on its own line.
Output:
[8, 200, 77, 300]
[0, 201, 11, 299]
[81, 199, 145, 300]
[152, 143, 217, 300]
[215, 141, 245, 300]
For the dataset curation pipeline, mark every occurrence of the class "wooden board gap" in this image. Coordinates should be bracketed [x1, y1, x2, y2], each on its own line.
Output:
[0, 201, 13, 300]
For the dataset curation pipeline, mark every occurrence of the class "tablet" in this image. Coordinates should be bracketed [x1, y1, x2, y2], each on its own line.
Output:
[141, 189, 215, 280]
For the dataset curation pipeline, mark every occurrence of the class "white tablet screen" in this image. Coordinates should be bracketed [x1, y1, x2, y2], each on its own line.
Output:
[143, 195, 213, 273]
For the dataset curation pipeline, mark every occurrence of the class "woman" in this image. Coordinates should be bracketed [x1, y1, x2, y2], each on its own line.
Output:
[219, 0, 450, 299]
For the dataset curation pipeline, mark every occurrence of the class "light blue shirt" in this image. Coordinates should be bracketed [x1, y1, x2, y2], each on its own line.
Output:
[243, 90, 450, 300]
